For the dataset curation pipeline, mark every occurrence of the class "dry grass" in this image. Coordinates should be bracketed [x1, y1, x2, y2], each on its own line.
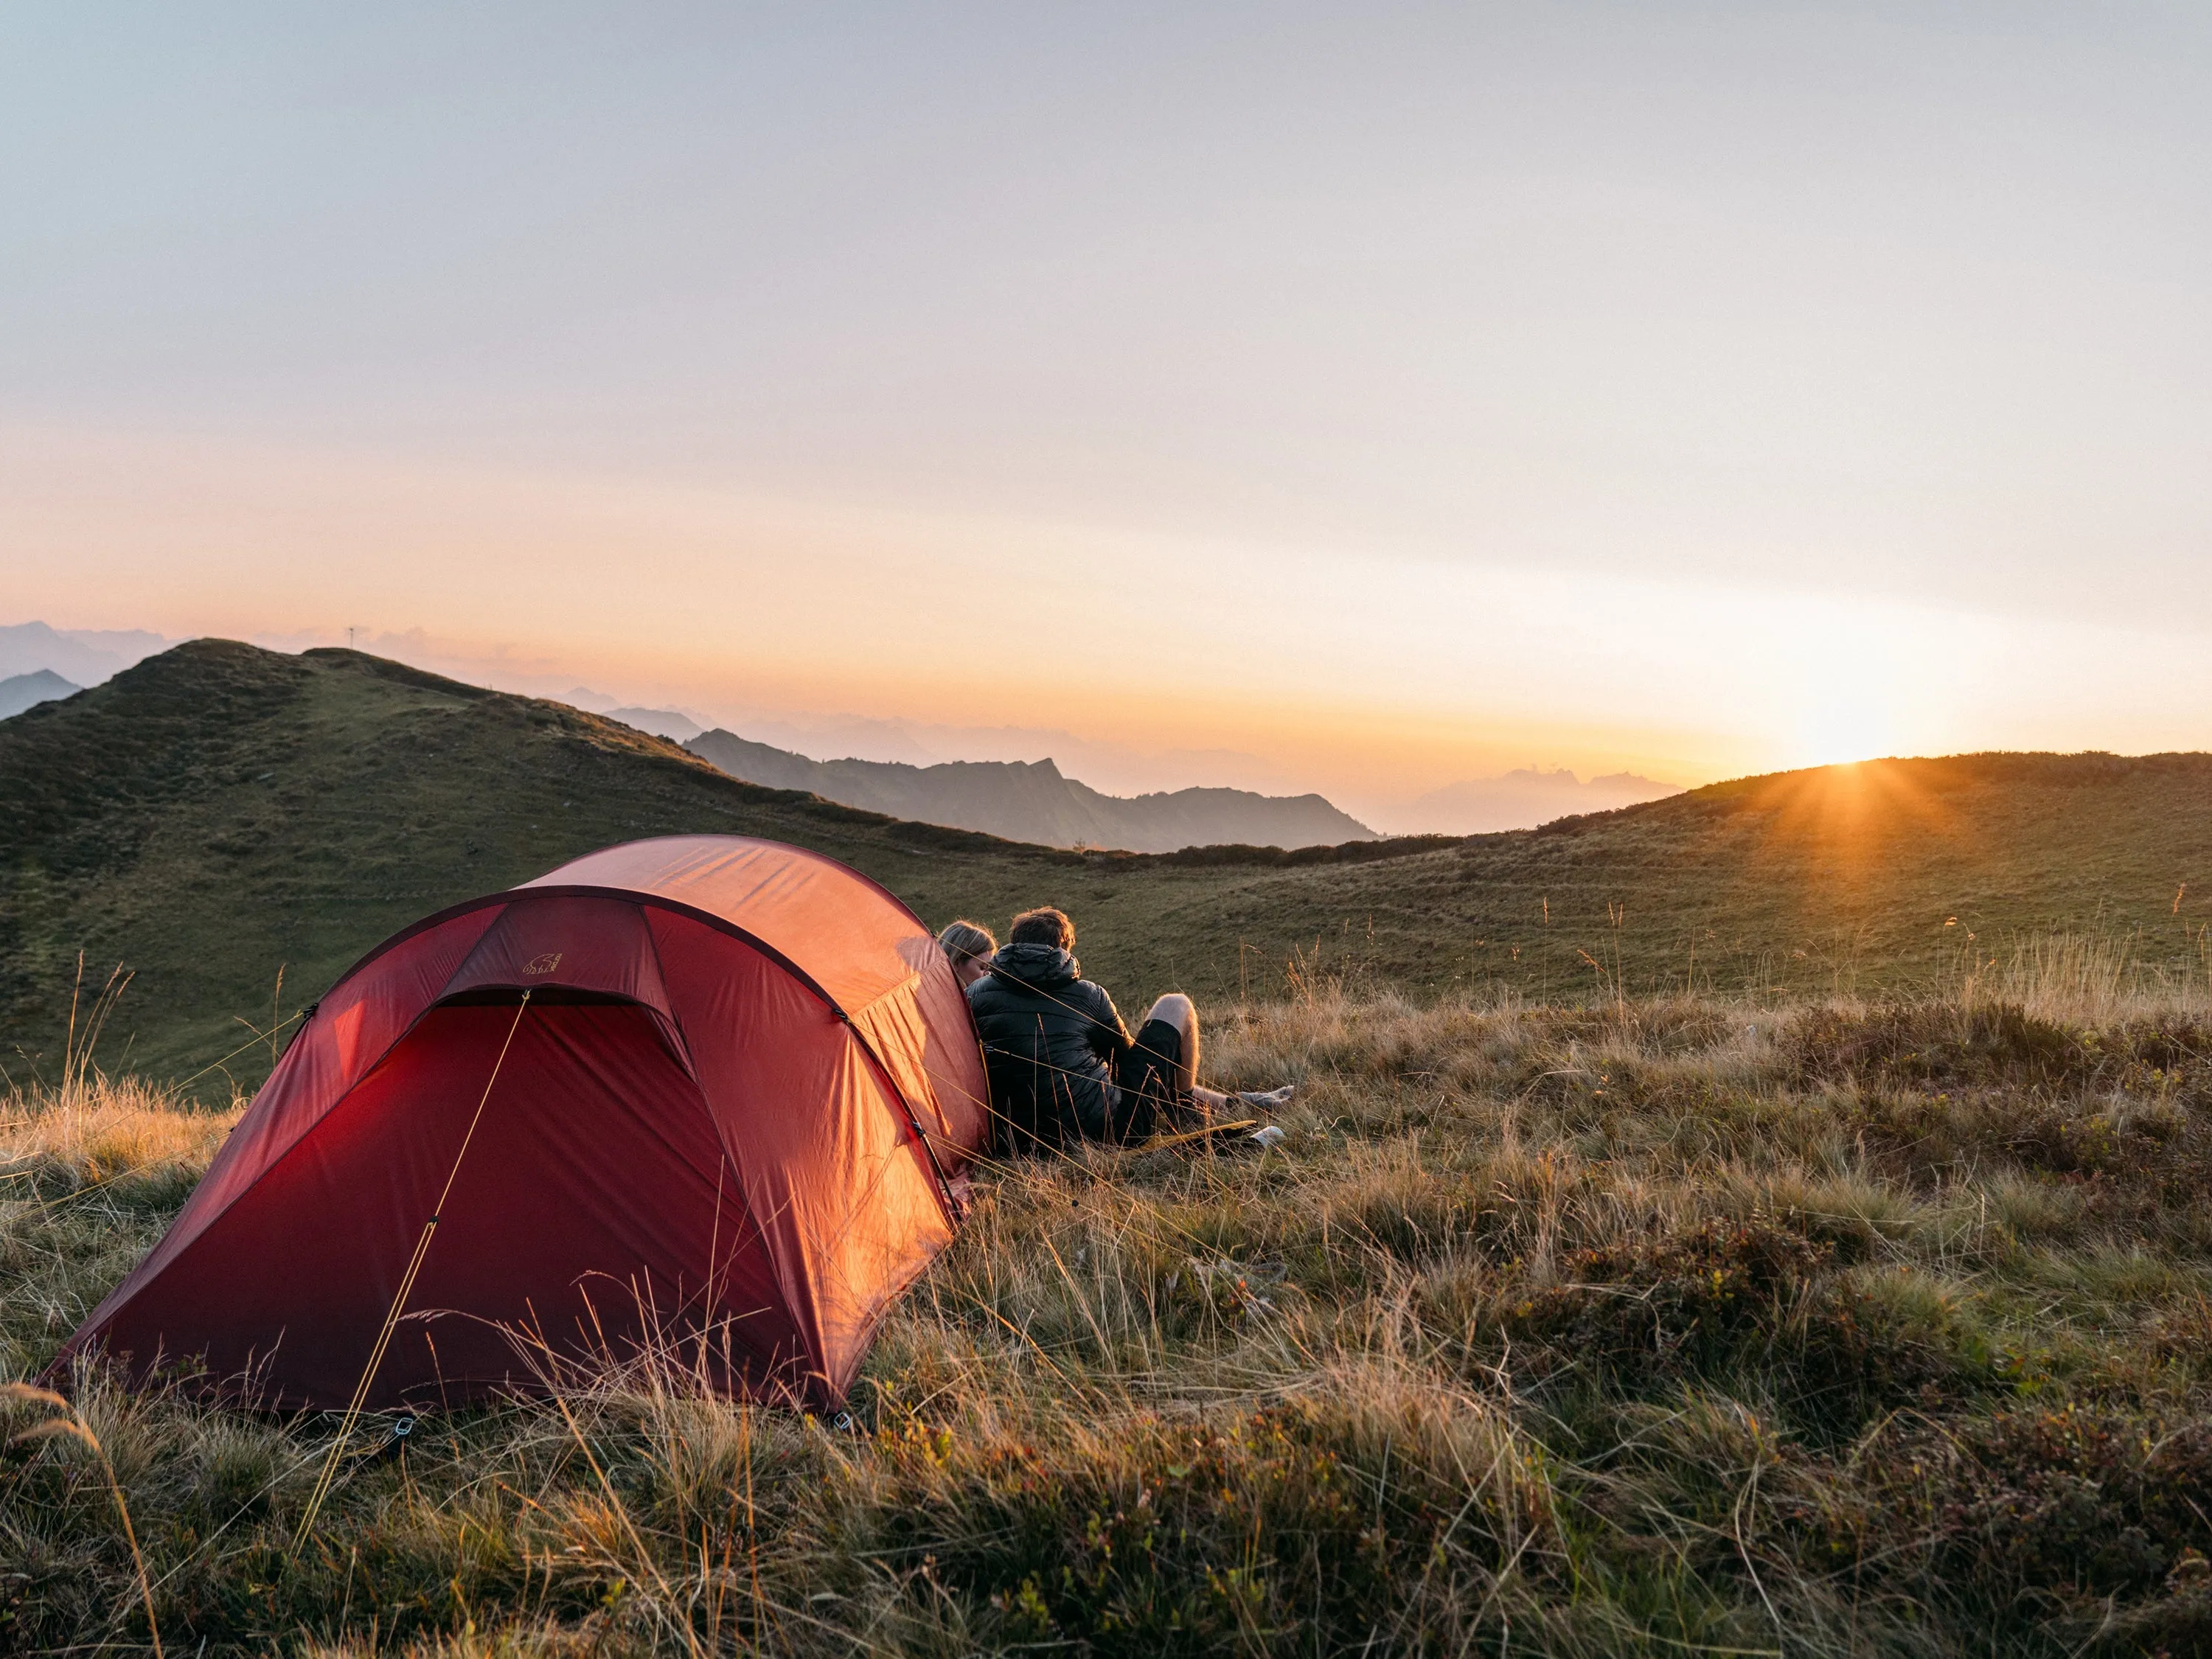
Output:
[1962, 927, 2212, 1026]
[6, 974, 2212, 1655]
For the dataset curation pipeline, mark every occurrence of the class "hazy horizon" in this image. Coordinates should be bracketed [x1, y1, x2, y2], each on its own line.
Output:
[1, 616, 1691, 833]
[7, 5, 2211, 813]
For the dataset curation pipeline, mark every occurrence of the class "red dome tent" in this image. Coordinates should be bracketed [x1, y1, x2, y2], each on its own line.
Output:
[62, 836, 989, 1411]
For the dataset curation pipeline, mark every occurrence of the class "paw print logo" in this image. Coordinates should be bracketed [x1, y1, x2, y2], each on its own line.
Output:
[524, 952, 563, 976]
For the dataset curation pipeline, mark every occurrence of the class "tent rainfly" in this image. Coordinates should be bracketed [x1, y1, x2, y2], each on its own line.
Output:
[60, 835, 990, 1411]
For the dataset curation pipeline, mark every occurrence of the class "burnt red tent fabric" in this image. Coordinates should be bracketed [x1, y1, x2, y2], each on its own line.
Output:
[61, 836, 990, 1412]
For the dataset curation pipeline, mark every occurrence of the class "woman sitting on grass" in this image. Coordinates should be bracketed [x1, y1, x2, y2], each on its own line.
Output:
[954, 905, 1293, 1154]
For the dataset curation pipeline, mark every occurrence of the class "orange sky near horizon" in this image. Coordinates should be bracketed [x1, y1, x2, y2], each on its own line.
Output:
[10, 419, 2212, 830]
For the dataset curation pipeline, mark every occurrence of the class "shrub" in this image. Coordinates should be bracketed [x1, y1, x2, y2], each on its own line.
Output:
[1492, 1219, 1999, 1436]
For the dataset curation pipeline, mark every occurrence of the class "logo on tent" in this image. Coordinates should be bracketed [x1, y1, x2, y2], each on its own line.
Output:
[523, 952, 563, 975]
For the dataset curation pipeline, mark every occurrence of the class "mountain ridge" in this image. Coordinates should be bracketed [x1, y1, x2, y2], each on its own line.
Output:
[684, 727, 1375, 853]
[0, 669, 78, 721]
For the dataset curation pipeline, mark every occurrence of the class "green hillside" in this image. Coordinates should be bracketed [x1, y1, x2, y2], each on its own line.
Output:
[1256, 748, 2212, 1002]
[4, 640, 2208, 1091]
[0, 642, 1052, 1086]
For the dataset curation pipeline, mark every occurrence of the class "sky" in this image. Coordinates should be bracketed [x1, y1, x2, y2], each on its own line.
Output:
[4, 4, 2211, 830]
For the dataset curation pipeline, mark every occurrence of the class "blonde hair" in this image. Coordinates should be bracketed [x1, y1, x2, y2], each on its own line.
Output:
[936, 919, 998, 969]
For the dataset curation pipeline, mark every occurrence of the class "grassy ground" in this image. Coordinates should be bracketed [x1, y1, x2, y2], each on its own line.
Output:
[7, 953, 2212, 1655]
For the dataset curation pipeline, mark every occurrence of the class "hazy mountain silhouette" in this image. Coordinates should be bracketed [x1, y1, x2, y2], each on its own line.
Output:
[605, 706, 703, 742]
[0, 669, 78, 720]
[686, 728, 1375, 853]
[0, 622, 170, 686]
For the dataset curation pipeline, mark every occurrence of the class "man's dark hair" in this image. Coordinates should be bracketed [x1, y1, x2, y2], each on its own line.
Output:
[1008, 906, 1074, 950]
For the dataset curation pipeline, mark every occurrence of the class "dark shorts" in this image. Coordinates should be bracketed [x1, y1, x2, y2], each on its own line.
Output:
[1107, 1017, 1193, 1142]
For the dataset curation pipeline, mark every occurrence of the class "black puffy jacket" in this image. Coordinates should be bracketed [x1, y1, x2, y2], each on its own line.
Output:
[964, 943, 1130, 1150]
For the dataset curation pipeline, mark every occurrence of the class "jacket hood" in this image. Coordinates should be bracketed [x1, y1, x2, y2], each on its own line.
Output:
[989, 942, 1082, 990]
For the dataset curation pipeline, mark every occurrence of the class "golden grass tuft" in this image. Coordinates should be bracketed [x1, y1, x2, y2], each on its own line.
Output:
[2, 1075, 239, 1194]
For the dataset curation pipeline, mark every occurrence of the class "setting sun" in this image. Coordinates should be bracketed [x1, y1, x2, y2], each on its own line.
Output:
[1787, 697, 1907, 770]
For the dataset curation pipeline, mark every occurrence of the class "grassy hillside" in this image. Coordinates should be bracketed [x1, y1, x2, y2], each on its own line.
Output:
[0, 641, 1070, 1085]
[4, 640, 2210, 1091]
[10, 987, 2212, 1655]
[1262, 749, 2212, 1003]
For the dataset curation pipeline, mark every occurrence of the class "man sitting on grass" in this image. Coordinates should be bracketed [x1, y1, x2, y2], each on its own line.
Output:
[965, 905, 1293, 1153]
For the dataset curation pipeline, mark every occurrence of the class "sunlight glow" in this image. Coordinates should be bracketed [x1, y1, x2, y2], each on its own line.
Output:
[1789, 698, 1906, 770]
[10, 422, 2212, 827]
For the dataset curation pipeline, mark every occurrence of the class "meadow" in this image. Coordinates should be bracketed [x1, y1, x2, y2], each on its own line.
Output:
[7, 936, 2212, 1656]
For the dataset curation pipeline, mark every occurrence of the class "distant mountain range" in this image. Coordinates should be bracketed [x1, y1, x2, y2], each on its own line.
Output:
[605, 706, 701, 742]
[0, 621, 169, 686]
[0, 669, 79, 720]
[684, 728, 1376, 853]
[0, 621, 1669, 837]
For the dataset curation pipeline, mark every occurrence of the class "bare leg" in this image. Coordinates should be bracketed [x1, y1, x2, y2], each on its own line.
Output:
[1141, 994, 1200, 1096]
